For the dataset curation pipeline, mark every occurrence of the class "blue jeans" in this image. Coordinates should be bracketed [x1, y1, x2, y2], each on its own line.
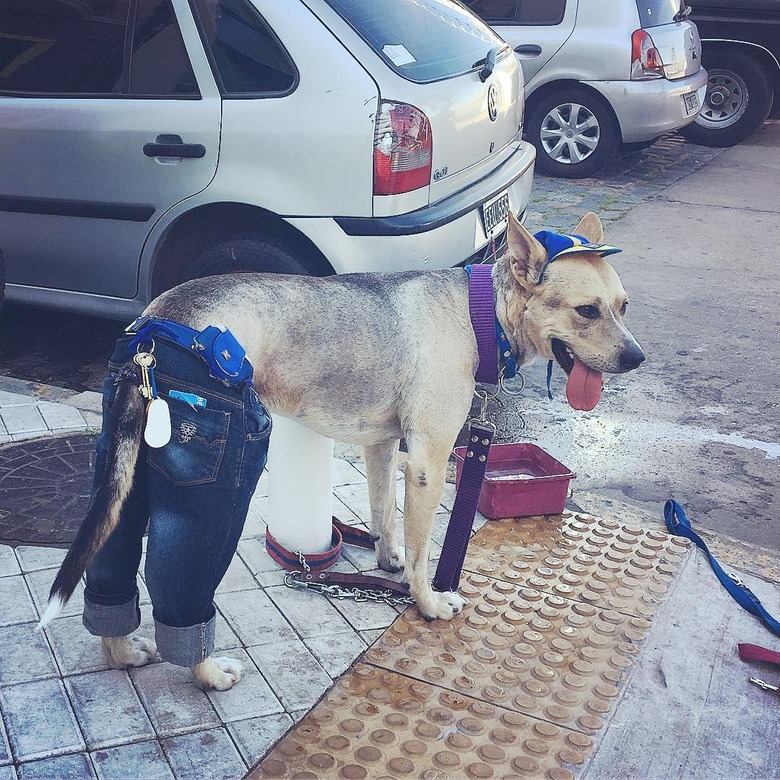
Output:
[83, 335, 271, 666]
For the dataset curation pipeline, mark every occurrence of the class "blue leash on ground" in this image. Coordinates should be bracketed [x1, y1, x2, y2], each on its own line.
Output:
[664, 499, 780, 636]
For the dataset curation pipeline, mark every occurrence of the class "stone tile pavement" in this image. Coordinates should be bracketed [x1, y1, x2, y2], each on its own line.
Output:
[525, 133, 725, 233]
[0, 382, 486, 779]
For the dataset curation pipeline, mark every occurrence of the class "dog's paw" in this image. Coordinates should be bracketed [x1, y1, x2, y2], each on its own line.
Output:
[101, 635, 158, 669]
[191, 656, 243, 691]
[415, 589, 467, 621]
[377, 546, 405, 574]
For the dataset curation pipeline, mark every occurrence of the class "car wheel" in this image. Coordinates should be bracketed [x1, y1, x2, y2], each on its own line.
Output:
[186, 229, 328, 281]
[680, 49, 773, 147]
[526, 88, 619, 178]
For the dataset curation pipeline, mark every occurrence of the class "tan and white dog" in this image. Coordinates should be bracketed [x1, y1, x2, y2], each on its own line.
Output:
[39, 212, 643, 690]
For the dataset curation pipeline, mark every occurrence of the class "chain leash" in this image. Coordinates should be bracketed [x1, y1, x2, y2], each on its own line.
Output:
[283, 552, 415, 608]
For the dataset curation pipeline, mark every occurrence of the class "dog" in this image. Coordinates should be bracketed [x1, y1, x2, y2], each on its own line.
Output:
[38, 211, 643, 690]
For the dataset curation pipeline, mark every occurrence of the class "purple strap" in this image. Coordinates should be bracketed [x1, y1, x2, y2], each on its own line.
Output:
[469, 265, 498, 384]
[432, 422, 494, 593]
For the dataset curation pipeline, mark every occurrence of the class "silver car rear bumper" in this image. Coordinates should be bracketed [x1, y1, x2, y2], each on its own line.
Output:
[591, 71, 709, 143]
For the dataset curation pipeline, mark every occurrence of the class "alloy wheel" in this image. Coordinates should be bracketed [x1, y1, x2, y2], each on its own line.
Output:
[539, 102, 601, 164]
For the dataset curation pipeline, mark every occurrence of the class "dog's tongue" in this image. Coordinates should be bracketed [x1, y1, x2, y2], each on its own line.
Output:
[566, 356, 603, 411]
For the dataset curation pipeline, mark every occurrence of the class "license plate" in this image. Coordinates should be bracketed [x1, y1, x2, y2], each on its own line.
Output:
[683, 90, 699, 116]
[480, 191, 510, 238]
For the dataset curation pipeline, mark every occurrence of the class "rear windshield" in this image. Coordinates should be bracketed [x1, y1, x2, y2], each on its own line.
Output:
[323, 0, 508, 83]
[635, 0, 685, 28]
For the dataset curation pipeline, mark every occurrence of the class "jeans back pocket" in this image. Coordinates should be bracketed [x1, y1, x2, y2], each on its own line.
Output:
[148, 399, 230, 486]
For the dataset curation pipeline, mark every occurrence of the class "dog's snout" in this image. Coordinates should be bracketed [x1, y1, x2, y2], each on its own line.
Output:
[620, 343, 645, 371]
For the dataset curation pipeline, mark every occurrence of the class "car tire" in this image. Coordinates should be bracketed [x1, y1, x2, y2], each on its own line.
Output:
[680, 49, 773, 147]
[186, 229, 328, 281]
[526, 87, 620, 178]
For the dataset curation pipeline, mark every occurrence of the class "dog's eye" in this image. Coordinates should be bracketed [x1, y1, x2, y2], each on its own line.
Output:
[575, 305, 600, 320]
[620, 301, 628, 315]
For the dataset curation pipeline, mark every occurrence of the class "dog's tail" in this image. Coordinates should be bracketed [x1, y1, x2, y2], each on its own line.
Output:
[37, 377, 144, 631]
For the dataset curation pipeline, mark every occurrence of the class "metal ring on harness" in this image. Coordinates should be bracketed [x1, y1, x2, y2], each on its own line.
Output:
[499, 368, 525, 396]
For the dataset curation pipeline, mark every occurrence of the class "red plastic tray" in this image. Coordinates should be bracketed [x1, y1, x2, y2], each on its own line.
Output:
[453, 442, 575, 519]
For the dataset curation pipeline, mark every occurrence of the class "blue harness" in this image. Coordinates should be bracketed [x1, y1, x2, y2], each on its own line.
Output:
[125, 315, 254, 388]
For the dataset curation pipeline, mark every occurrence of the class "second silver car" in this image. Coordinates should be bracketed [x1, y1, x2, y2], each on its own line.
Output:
[467, 0, 708, 177]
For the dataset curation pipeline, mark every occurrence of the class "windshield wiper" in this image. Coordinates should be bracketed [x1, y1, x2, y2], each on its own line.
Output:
[473, 45, 503, 82]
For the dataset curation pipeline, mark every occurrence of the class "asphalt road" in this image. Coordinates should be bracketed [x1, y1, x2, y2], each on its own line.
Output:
[1, 126, 778, 554]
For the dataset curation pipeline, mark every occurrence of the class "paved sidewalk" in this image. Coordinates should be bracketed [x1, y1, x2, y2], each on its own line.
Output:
[0, 377, 102, 445]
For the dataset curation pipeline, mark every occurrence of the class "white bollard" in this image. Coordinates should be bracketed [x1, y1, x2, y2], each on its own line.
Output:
[266, 415, 334, 555]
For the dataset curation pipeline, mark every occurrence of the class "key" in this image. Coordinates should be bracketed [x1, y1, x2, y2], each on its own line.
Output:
[133, 351, 155, 400]
[133, 349, 171, 448]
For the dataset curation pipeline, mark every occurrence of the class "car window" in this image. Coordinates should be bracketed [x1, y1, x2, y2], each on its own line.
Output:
[635, 0, 684, 28]
[129, 0, 199, 96]
[324, 0, 507, 83]
[0, 0, 197, 97]
[0, 0, 129, 95]
[190, 0, 297, 95]
[464, 0, 566, 25]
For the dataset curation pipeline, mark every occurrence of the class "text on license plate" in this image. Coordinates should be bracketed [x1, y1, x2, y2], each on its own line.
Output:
[481, 191, 510, 238]
[683, 91, 699, 116]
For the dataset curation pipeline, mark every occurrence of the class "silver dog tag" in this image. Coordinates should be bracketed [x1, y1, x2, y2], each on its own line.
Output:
[144, 397, 172, 448]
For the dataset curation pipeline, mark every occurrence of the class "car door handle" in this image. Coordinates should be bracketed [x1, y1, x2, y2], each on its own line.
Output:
[143, 134, 205, 159]
[514, 44, 542, 57]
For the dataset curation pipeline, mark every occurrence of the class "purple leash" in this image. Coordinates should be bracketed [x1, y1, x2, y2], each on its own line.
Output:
[433, 266, 497, 594]
[468, 264, 499, 384]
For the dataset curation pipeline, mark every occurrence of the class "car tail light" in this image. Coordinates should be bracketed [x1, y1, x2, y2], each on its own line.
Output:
[631, 29, 664, 80]
[373, 101, 432, 196]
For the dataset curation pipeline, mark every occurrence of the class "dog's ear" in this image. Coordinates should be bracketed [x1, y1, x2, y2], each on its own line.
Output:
[573, 212, 604, 244]
[506, 212, 548, 288]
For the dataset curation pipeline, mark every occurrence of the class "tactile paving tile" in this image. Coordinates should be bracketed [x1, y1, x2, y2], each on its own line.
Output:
[463, 511, 690, 618]
[250, 663, 593, 780]
[365, 573, 647, 733]
[246, 511, 691, 779]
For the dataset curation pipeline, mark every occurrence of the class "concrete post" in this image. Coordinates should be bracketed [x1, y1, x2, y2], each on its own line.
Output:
[266, 415, 333, 555]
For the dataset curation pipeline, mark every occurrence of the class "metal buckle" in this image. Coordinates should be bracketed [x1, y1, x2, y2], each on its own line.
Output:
[728, 572, 745, 588]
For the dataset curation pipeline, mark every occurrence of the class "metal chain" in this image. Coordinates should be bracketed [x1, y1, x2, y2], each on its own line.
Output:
[284, 556, 415, 608]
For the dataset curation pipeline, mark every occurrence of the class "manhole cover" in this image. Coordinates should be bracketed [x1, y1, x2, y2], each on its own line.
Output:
[0, 434, 97, 547]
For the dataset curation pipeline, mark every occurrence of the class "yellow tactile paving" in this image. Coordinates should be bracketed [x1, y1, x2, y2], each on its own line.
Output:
[365, 576, 646, 733]
[247, 510, 691, 779]
[463, 512, 689, 618]
[252, 663, 592, 780]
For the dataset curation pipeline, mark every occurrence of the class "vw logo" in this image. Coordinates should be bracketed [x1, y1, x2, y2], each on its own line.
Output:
[487, 84, 499, 122]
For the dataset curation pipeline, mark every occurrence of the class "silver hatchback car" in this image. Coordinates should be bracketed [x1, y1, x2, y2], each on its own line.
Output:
[0, 0, 535, 319]
[466, 0, 708, 177]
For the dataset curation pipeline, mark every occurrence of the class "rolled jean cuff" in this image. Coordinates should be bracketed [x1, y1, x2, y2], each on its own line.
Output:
[83, 593, 141, 638]
[154, 615, 216, 667]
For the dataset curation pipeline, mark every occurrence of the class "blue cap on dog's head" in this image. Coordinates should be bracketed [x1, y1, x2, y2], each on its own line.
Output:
[533, 230, 622, 284]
